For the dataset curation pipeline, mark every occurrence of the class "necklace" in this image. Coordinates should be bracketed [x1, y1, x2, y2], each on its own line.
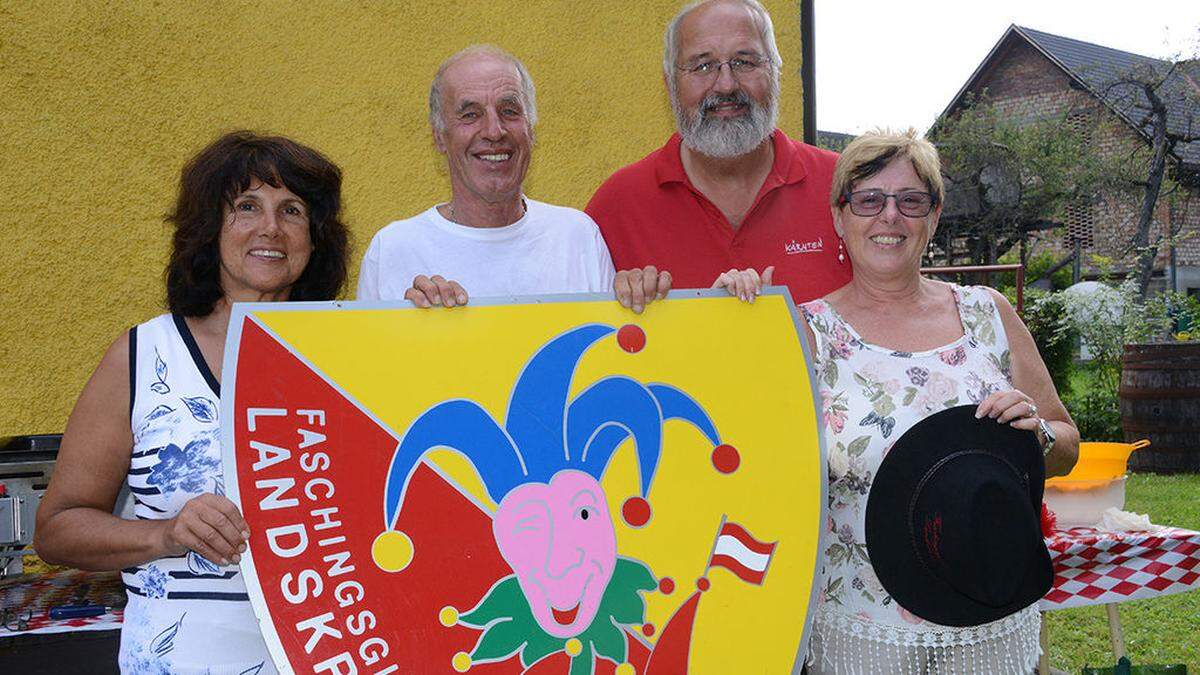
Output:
[446, 199, 527, 226]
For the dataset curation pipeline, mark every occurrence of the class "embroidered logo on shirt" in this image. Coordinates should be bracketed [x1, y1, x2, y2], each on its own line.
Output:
[784, 237, 824, 255]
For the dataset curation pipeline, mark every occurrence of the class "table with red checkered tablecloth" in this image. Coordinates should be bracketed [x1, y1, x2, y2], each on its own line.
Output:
[1039, 526, 1200, 610]
[0, 569, 125, 635]
[0, 569, 125, 673]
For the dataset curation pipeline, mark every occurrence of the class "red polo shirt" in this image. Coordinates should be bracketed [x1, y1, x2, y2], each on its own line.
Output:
[586, 130, 852, 304]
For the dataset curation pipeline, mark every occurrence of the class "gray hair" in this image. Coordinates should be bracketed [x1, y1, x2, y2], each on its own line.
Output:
[428, 45, 538, 135]
[664, 0, 782, 158]
[662, 0, 783, 89]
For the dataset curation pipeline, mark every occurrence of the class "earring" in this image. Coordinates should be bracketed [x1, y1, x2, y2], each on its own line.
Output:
[837, 237, 846, 264]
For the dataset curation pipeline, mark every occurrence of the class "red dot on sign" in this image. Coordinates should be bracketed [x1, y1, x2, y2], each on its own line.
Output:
[711, 444, 740, 474]
[641, 623, 656, 637]
[617, 324, 646, 353]
[697, 577, 710, 592]
[622, 497, 651, 527]
[658, 577, 675, 595]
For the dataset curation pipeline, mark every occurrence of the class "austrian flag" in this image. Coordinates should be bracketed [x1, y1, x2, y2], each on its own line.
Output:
[707, 519, 778, 585]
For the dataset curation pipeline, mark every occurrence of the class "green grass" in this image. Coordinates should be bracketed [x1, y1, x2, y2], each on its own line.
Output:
[1044, 473, 1200, 673]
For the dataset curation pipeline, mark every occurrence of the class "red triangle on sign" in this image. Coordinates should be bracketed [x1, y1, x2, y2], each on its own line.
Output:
[232, 318, 520, 672]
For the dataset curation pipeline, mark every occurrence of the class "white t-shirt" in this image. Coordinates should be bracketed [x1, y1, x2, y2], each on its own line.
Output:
[356, 198, 616, 301]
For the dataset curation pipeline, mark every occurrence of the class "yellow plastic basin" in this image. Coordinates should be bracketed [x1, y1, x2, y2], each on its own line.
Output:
[1046, 440, 1149, 488]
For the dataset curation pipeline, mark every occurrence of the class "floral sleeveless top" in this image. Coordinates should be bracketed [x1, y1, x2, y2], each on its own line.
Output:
[121, 314, 274, 674]
[800, 285, 1040, 674]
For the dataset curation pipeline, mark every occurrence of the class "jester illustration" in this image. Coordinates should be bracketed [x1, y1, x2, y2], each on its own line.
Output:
[370, 323, 745, 674]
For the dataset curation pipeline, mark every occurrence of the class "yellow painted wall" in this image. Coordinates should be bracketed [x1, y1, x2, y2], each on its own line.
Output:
[0, 0, 804, 436]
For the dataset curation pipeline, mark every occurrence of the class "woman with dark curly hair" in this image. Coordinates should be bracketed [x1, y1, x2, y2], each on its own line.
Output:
[35, 131, 349, 674]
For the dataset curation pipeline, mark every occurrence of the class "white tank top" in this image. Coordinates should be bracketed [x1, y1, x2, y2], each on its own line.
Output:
[121, 313, 275, 674]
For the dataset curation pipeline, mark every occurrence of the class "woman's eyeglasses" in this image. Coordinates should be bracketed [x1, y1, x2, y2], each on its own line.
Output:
[841, 190, 936, 218]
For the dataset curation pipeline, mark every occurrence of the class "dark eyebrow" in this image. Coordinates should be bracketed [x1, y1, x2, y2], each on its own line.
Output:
[455, 100, 481, 114]
[497, 95, 523, 108]
[686, 48, 763, 60]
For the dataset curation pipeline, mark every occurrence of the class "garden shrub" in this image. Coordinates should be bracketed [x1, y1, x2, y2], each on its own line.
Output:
[996, 249, 1075, 290]
[1056, 279, 1199, 442]
[1063, 373, 1123, 441]
[1005, 287, 1076, 396]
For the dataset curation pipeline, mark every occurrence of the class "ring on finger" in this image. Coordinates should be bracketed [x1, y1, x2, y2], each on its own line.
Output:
[1026, 401, 1039, 418]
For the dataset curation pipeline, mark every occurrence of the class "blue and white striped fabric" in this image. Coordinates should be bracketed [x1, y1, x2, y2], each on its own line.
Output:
[120, 313, 275, 675]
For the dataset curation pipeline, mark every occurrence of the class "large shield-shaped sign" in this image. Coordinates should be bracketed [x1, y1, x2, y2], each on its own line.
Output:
[221, 291, 825, 674]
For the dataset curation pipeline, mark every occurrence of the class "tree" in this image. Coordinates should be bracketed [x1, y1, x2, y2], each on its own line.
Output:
[1099, 55, 1200, 298]
[928, 97, 1110, 268]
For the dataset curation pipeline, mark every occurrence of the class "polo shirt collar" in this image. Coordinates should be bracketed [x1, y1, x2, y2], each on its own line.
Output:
[654, 129, 809, 188]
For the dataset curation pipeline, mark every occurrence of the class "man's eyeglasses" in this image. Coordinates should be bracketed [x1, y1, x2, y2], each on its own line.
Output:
[677, 56, 768, 79]
[840, 190, 936, 218]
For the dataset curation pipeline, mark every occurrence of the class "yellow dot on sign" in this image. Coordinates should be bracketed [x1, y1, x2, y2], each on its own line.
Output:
[439, 606, 459, 627]
[452, 651, 471, 672]
[565, 638, 583, 656]
[615, 664, 635, 675]
[371, 530, 414, 572]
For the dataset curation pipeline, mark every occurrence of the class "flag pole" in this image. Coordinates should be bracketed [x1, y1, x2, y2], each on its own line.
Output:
[703, 514, 728, 577]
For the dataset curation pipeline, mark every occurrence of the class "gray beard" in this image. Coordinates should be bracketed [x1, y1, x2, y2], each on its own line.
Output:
[673, 89, 778, 159]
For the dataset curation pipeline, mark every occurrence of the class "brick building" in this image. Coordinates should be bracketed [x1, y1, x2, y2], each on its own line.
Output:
[939, 25, 1200, 294]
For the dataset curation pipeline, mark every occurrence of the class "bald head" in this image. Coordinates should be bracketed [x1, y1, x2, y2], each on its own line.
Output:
[429, 45, 538, 135]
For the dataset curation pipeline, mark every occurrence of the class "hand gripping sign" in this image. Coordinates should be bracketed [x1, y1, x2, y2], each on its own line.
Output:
[220, 290, 826, 675]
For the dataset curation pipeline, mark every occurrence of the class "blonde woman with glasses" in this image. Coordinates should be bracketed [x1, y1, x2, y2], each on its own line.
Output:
[799, 129, 1078, 673]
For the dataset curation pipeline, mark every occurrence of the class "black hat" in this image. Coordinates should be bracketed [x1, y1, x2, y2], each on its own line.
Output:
[864, 404, 1052, 627]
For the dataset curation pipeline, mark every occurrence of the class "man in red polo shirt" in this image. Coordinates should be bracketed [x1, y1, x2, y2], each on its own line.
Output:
[587, 0, 851, 309]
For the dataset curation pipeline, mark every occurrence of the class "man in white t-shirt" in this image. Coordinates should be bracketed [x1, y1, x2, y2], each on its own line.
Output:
[358, 45, 669, 311]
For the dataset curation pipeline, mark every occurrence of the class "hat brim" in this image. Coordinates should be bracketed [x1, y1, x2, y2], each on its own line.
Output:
[865, 405, 1052, 627]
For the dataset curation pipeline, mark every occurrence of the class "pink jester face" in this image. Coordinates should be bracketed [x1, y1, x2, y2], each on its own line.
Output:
[492, 470, 617, 638]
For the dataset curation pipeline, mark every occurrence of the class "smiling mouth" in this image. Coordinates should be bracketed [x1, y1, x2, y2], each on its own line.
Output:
[869, 234, 906, 246]
[704, 103, 747, 118]
[249, 249, 285, 259]
[551, 603, 580, 625]
[475, 152, 512, 163]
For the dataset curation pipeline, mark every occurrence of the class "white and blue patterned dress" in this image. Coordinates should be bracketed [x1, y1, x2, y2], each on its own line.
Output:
[121, 314, 275, 674]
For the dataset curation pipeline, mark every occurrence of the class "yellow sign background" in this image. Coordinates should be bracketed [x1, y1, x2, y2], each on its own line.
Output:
[254, 293, 823, 673]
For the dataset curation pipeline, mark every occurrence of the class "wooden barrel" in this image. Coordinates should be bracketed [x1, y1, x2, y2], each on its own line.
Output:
[1119, 342, 1200, 473]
